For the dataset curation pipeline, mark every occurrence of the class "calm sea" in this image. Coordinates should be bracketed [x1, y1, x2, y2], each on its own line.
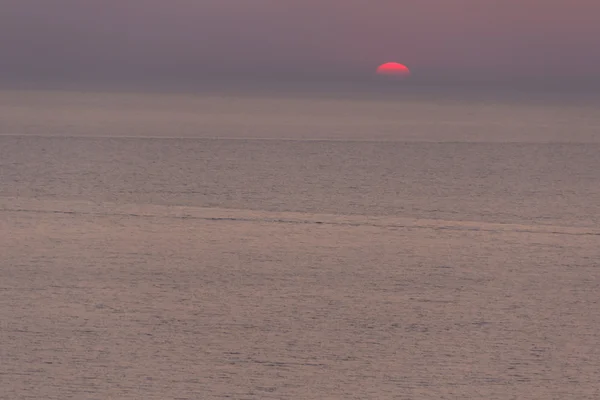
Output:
[1, 87, 599, 399]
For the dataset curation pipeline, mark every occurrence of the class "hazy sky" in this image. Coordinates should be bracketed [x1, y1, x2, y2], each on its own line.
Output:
[1, 0, 599, 83]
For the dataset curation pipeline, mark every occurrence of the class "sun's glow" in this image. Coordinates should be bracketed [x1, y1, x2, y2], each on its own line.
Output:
[376, 62, 411, 78]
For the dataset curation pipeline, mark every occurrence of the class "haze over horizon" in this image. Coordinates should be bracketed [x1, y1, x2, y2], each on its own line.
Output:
[1, 0, 600, 87]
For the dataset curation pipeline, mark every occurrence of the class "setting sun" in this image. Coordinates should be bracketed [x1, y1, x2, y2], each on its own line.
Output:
[376, 62, 411, 78]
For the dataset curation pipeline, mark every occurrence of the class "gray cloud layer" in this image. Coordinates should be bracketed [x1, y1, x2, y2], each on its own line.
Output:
[1, 0, 599, 83]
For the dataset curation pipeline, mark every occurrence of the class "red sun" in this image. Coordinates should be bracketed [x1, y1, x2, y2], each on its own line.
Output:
[376, 62, 411, 79]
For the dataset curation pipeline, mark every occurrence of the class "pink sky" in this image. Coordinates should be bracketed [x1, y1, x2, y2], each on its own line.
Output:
[1, 0, 599, 82]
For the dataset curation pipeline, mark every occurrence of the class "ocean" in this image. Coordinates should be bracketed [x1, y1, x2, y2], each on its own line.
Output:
[1, 87, 599, 399]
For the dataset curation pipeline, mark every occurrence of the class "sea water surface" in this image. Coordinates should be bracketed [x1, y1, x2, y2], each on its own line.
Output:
[1, 87, 599, 399]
